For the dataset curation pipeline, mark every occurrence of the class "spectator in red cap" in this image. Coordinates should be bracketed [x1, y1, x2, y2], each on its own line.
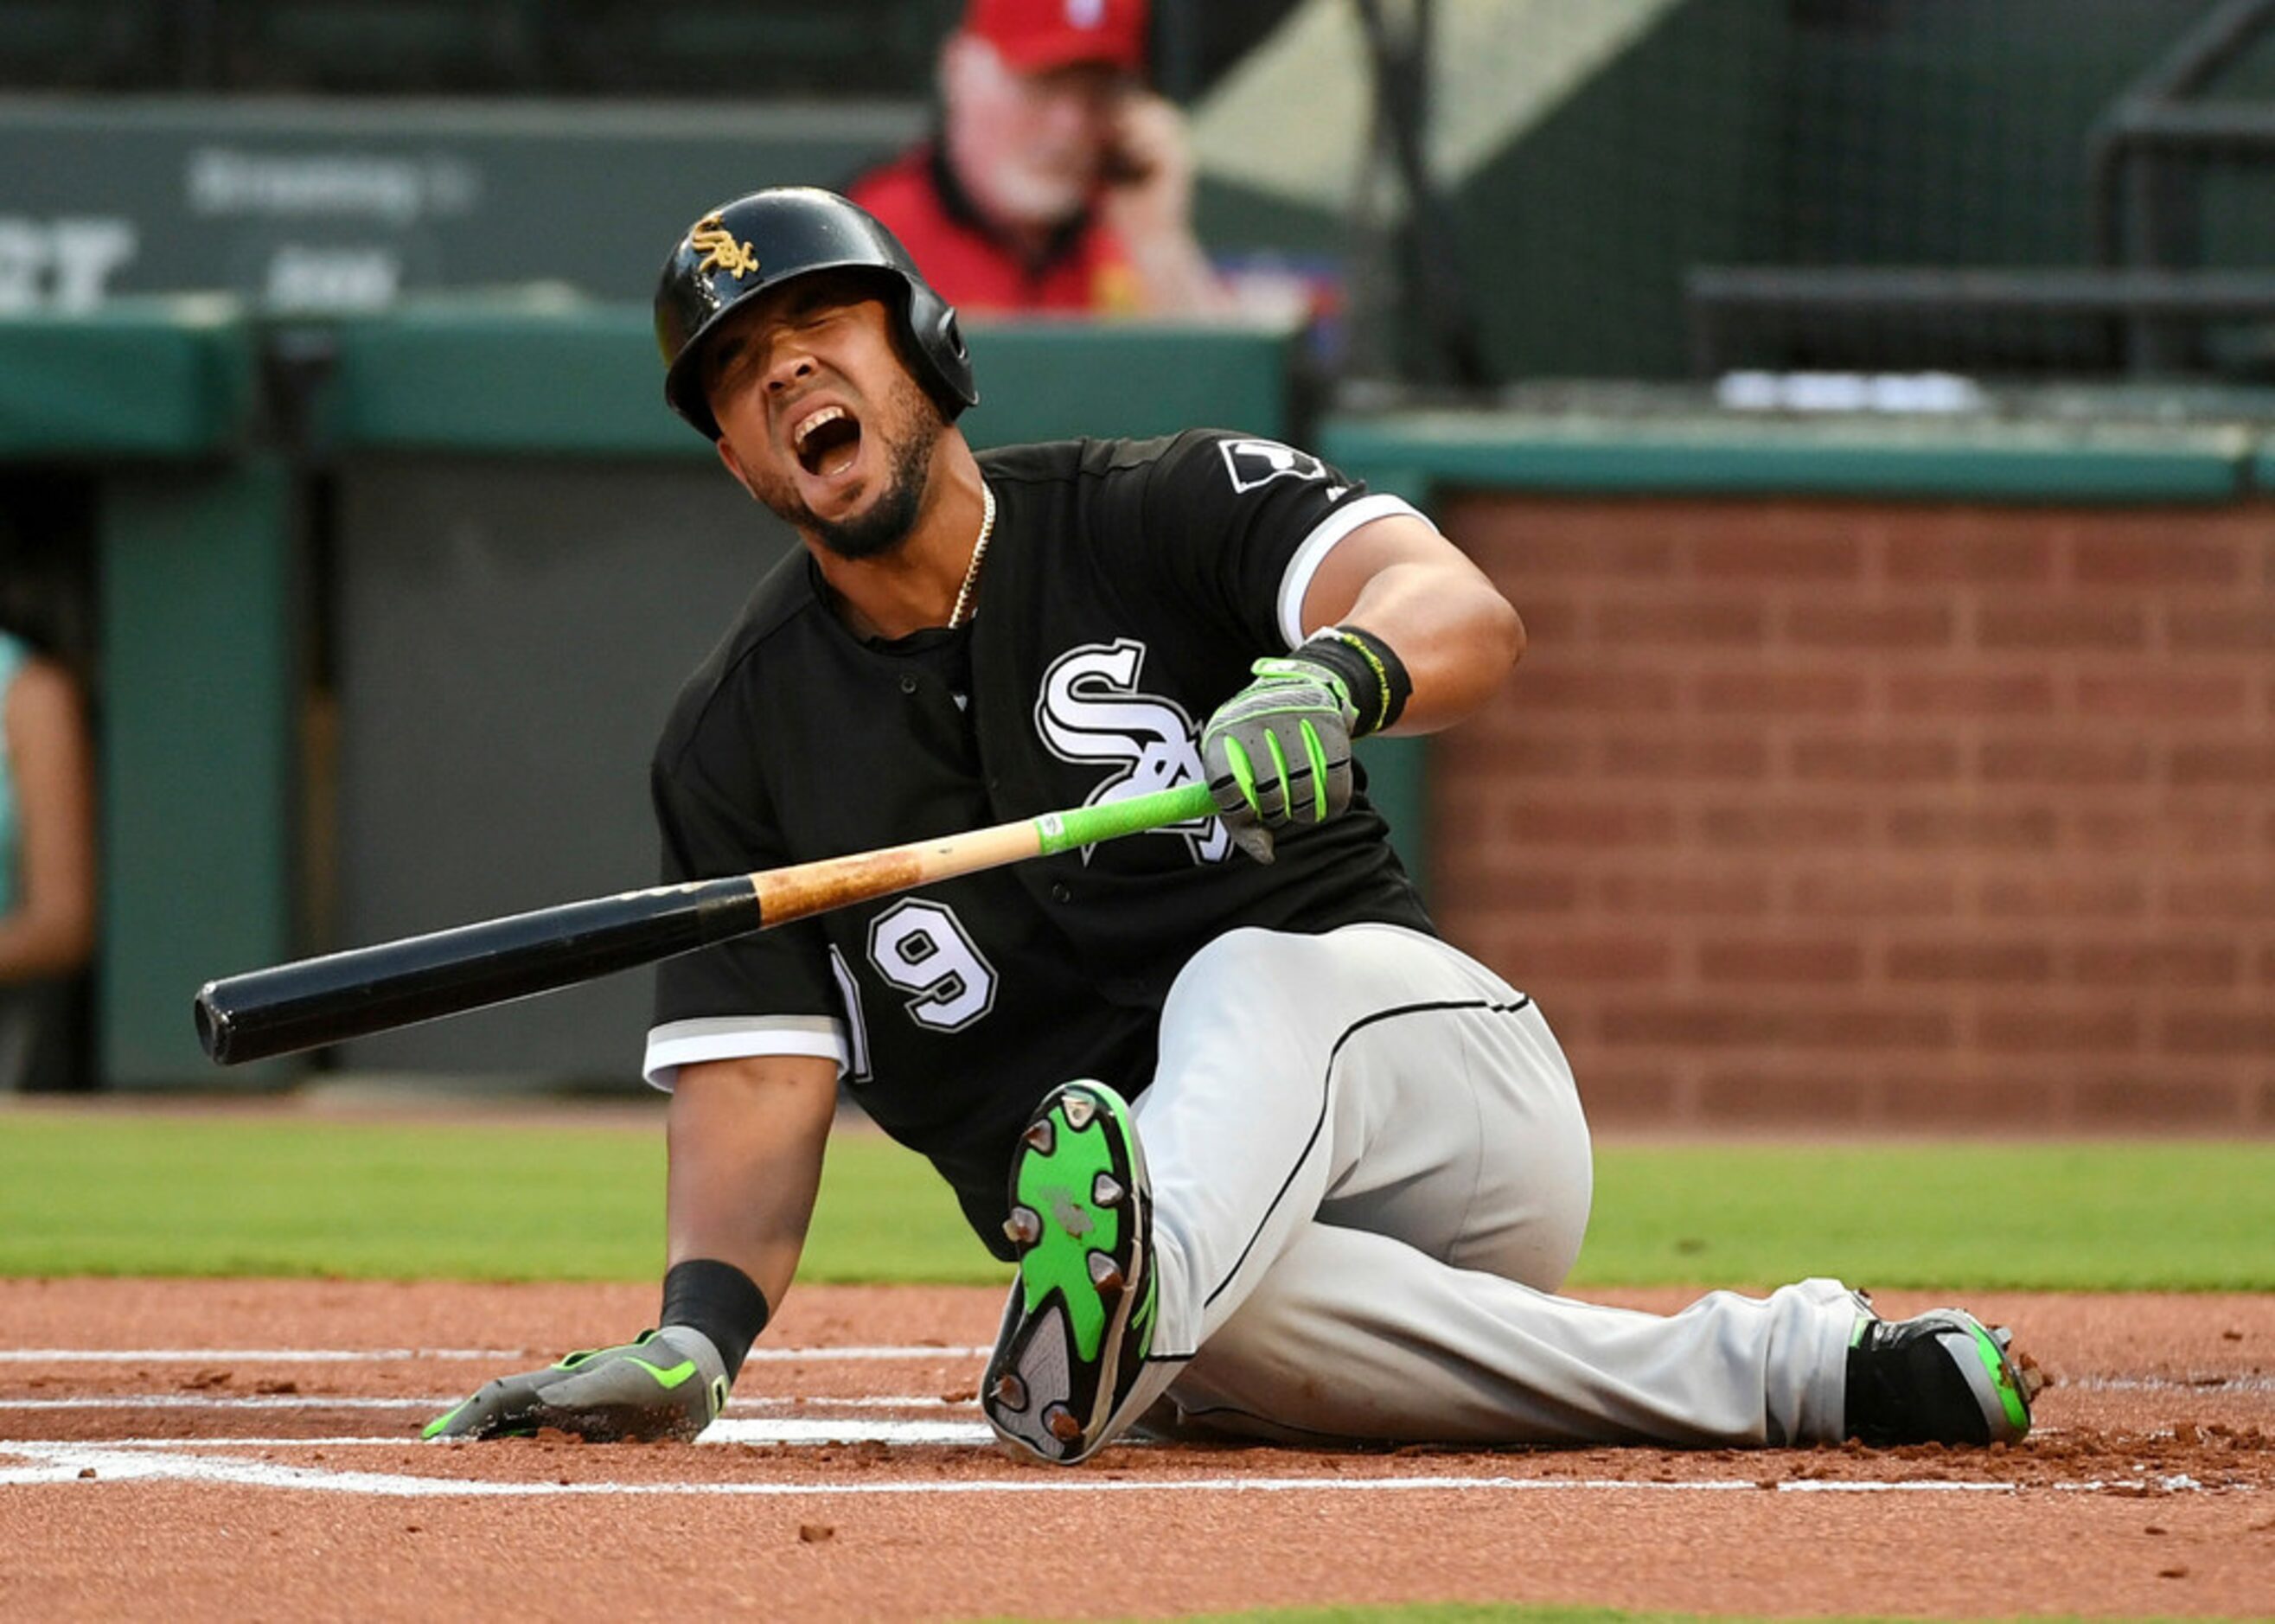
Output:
[848, 0, 1230, 316]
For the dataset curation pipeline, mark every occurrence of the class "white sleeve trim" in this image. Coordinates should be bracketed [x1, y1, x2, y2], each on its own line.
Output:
[642, 1015, 848, 1092]
[1275, 493, 1435, 649]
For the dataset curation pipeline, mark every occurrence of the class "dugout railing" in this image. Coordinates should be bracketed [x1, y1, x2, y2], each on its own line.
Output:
[1688, 0, 2275, 382]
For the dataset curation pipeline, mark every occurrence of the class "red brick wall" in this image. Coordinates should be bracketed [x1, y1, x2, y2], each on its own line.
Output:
[1434, 495, 2275, 1131]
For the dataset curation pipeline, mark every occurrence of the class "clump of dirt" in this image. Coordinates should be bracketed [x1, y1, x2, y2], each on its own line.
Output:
[2016, 1349, 2048, 1401]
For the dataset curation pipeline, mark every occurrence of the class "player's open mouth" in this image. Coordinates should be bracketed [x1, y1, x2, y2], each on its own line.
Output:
[792, 404, 862, 479]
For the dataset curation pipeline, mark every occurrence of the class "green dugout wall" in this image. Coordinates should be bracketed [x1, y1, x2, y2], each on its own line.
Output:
[0, 303, 297, 1090]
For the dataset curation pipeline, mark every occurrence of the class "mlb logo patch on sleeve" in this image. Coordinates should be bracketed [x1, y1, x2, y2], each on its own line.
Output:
[1218, 438, 1332, 495]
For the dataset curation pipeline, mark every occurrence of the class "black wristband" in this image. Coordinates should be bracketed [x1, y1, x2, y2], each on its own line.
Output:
[660, 1258, 770, 1384]
[1296, 623, 1413, 737]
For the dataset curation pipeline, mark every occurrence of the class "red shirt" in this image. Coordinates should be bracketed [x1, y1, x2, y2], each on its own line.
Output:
[848, 145, 1140, 316]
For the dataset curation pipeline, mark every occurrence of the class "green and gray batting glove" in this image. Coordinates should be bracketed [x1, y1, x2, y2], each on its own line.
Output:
[422, 1325, 729, 1443]
[1199, 653, 1358, 865]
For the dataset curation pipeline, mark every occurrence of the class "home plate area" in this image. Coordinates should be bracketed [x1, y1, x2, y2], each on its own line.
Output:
[3, 1280, 2272, 1619]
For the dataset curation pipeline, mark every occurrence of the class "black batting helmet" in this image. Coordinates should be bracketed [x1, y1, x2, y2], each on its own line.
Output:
[654, 187, 977, 440]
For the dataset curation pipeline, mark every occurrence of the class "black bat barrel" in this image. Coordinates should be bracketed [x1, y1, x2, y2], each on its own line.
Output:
[194, 876, 764, 1065]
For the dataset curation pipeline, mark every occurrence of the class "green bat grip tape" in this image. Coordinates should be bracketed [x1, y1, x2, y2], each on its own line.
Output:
[1032, 783, 1217, 856]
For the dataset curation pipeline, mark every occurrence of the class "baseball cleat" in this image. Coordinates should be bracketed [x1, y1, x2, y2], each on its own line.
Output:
[1844, 1308, 2038, 1447]
[981, 1079, 1157, 1467]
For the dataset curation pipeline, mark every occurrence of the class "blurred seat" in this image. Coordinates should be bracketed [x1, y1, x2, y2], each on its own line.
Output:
[547, 0, 946, 97]
[0, 1, 171, 89]
[0, 0, 950, 96]
[216, 0, 546, 93]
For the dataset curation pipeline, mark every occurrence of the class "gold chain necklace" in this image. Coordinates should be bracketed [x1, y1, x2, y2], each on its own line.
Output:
[948, 483, 996, 630]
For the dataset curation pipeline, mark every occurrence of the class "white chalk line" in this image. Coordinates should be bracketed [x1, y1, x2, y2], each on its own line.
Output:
[0, 1440, 2229, 1499]
[0, 1393, 963, 1414]
[7, 1437, 440, 1449]
[0, 1395, 448, 1412]
[9, 1416, 2222, 1459]
[0, 1350, 517, 1364]
[2067, 1375, 2275, 1394]
[0, 1346, 988, 1365]
[20, 1355, 2242, 1389]
[0, 1416, 989, 1448]
[0, 1427, 967, 1449]
[35, 1356, 2263, 1393]
[3, 1350, 2263, 1501]
[0, 1415, 992, 1451]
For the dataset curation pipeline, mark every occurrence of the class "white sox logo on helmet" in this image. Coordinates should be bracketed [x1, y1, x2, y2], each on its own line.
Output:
[1033, 638, 1230, 865]
[688, 213, 759, 279]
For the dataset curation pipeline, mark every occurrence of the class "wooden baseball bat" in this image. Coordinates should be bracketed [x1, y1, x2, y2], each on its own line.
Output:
[195, 781, 1219, 1065]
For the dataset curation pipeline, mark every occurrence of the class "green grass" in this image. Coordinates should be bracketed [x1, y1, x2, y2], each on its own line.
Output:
[2, 1109, 2272, 1289]
[1582, 1141, 2275, 1292]
[0, 1109, 1002, 1283]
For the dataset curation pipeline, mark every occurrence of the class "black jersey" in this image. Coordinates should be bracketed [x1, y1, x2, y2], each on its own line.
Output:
[646, 429, 1435, 1251]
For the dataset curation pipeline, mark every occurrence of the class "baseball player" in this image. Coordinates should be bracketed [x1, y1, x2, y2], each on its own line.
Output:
[425, 189, 2037, 1461]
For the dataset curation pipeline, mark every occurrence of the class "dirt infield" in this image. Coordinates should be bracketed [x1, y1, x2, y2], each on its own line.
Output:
[3, 1279, 2272, 1621]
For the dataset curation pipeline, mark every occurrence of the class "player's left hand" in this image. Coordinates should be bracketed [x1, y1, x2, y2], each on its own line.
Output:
[422, 1326, 729, 1443]
[1199, 655, 1357, 864]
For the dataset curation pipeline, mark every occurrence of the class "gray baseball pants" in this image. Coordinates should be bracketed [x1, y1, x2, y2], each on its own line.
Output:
[1113, 922, 1858, 1448]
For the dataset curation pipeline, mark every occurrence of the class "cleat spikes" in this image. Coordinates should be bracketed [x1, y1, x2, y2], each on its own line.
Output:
[981, 1080, 1156, 1468]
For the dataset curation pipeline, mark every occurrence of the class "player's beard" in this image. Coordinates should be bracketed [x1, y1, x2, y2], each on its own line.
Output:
[752, 372, 945, 563]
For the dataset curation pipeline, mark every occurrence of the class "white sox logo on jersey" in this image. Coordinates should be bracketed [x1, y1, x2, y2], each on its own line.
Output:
[1218, 438, 1345, 500]
[1034, 638, 1230, 865]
